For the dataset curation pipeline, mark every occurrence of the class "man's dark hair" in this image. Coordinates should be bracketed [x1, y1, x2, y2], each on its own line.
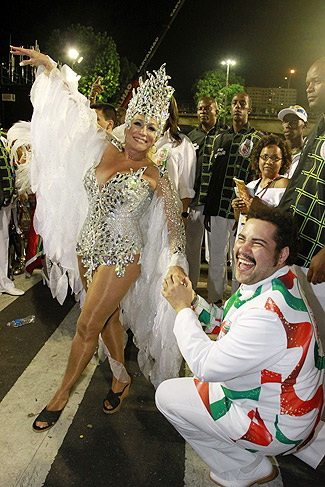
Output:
[251, 134, 292, 175]
[247, 205, 298, 265]
[232, 92, 252, 108]
[197, 96, 217, 108]
[90, 102, 117, 125]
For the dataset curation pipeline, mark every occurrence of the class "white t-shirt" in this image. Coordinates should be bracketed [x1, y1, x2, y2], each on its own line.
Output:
[155, 129, 196, 200]
[236, 178, 287, 238]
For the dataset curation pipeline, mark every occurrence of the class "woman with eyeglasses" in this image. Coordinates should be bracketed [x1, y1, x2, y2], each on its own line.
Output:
[232, 134, 291, 223]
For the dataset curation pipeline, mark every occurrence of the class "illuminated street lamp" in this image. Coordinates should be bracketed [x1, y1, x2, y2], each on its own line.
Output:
[68, 48, 79, 60]
[68, 48, 83, 67]
[287, 68, 295, 89]
[221, 59, 236, 124]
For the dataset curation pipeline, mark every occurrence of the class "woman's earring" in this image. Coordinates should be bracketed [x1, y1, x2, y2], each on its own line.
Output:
[151, 144, 157, 154]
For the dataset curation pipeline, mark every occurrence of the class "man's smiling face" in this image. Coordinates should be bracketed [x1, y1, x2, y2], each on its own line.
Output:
[234, 219, 286, 285]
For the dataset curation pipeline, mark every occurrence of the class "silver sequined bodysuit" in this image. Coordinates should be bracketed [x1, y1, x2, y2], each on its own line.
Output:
[76, 165, 153, 284]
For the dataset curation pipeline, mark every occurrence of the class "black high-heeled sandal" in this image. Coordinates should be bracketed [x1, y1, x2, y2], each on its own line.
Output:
[103, 381, 130, 414]
[32, 406, 64, 433]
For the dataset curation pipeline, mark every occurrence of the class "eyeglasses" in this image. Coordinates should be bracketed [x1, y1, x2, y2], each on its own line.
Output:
[259, 154, 282, 162]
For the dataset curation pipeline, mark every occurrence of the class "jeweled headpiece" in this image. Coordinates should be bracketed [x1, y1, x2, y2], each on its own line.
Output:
[125, 64, 174, 137]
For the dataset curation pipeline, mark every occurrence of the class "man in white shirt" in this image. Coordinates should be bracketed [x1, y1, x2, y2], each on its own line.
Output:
[157, 206, 324, 487]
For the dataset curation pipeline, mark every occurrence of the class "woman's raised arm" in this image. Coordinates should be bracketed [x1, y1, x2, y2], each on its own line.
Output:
[10, 46, 54, 75]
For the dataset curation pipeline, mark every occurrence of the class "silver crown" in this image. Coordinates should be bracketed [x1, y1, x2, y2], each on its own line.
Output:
[125, 64, 174, 137]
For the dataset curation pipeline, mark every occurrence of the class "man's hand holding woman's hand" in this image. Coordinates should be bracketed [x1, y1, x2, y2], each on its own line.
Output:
[162, 274, 194, 313]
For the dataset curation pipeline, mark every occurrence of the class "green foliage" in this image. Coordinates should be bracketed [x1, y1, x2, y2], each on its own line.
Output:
[45, 24, 120, 101]
[193, 69, 245, 120]
[218, 83, 246, 121]
[111, 56, 138, 104]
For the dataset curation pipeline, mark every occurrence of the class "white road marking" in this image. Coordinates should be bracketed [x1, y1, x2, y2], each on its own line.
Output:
[0, 304, 97, 487]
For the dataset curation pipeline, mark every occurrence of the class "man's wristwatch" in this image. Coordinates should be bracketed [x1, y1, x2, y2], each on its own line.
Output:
[181, 211, 189, 218]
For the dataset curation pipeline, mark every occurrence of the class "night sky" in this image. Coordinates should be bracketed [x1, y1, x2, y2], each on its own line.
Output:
[2, 0, 325, 106]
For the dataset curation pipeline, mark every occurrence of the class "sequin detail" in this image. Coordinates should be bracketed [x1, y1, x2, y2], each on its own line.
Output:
[76, 166, 153, 285]
[125, 65, 174, 137]
[157, 166, 186, 257]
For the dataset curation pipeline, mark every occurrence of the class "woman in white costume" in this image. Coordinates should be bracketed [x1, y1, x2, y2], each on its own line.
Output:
[155, 97, 196, 226]
[11, 46, 187, 432]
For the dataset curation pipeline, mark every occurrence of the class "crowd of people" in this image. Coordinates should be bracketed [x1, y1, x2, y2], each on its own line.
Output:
[0, 44, 324, 485]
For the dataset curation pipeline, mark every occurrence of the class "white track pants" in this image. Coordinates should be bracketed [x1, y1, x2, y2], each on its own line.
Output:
[0, 205, 13, 292]
[207, 216, 237, 302]
[156, 377, 260, 475]
[186, 210, 238, 301]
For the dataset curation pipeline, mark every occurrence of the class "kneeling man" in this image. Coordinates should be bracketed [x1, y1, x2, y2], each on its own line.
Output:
[156, 206, 324, 487]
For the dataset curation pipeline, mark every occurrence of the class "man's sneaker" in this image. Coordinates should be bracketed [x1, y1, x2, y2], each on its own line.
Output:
[209, 456, 278, 487]
[2, 287, 25, 296]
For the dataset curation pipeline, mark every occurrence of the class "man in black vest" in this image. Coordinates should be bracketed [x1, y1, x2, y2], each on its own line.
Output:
[278, 57, 325, 346]
[186, 97, 226, 295]
[204, 93, 262, 304]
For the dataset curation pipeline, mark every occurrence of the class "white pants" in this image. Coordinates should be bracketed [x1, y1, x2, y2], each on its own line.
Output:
[157, 377, 325, 472]
[0, 205, 14, 292]
[208, 215, 237, 302]
[186, 210, 238, 302]
[156, 377, 265, 475]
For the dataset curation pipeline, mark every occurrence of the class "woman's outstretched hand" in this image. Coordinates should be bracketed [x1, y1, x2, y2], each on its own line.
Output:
[10, 46, 54, 74]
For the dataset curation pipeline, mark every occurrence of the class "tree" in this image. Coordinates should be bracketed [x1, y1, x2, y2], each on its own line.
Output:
[192, 69, 245, 121]
[45, 24, 120, 102]
[111, 56, 138, 105]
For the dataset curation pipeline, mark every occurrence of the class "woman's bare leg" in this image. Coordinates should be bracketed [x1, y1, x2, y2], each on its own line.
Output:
[101, 309, 131, 409]
[35, 258, 140, 427]
[102, 309, 126, 374]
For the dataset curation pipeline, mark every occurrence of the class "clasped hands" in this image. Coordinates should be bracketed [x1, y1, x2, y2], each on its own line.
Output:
[162, 266, 195, 313]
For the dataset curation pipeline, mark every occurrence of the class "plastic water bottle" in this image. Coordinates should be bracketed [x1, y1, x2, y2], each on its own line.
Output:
[6, 315, 35, 327]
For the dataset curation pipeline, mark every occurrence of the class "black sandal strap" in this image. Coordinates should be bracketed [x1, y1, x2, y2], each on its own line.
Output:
[36, 407, 63, 425]
[104, 382, 130, 411]
[32, 406, 63, 432]
[105, 388, 122, 409]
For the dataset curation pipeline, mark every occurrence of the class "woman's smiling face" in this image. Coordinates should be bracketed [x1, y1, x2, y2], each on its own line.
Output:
[258, 144, 283, 179]
[125, 114, 158, 153]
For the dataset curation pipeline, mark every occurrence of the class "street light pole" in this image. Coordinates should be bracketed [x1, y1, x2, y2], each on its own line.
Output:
[221, 59, 236, 125]
[287, 69, 295, 89]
